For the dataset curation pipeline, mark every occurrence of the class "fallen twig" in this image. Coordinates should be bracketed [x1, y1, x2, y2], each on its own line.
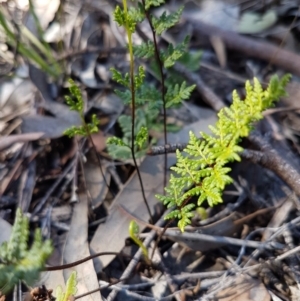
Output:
[190, 20, 300, 76]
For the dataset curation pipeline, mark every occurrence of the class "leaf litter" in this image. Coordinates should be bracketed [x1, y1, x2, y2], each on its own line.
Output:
[1, 0, 300, 300]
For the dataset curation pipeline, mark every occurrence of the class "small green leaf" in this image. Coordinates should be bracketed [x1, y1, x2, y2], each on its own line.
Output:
[65, 79, 84, 113]
[134, 66, 145, 89]
[145, 0, 165, 10]
[152, 6, 184, 35]
[114, 6, 126, 27]
[55, 271, 77, 301]
[107, 137, 128, 147]
[133, 41, 155, 58]
[161, 36, 190, 68]
[110, 68, 130, 87]
[107, 144, 132, 160]
[135, 126, 148, 149]
[165, 81, 196, 107]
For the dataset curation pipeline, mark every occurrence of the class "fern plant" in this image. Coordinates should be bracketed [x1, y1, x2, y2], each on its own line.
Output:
[0, 209, 53, 294]
[156, 75, 291, 231]
[64, 79, 99, 138]
[107, 0, 196, 159]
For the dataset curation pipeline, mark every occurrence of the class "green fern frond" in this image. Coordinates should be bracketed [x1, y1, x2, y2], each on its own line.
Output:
[110, 68, 130, 88]
[157, 74, 290, 231]
[65, 79, 84, 113]
[114, 6, 126, 28]
[145, 0, 165, 10]
[161, 36, 189, 68]
[165, 82, 196, 108]
[128, 5, 145, 23]
[151, 6, 184, 35]
[108, 1, 194, 161]
[0, 209, 53, 294]
[133, 41, 155, 58]
[134, 66, 146, 89]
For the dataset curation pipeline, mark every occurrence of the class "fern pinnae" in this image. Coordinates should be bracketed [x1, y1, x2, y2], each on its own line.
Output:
[156, 74, 291, 231]
[0, 209, 53, 293]
[151, 6, 184, 35]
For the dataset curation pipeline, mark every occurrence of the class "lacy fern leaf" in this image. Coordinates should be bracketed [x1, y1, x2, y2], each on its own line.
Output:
[0, 209, 53, 294]
[161, 36, 189, 68]
[165, 82, 196, 108]
[152, 6, 184, 35]
[156, 74, 291, 231]
[108, 1, 194, 161]
[145, 0, 165, 10]
[133, 41, 155, 58]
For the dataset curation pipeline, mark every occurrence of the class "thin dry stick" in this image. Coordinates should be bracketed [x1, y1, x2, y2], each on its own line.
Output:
[242, 131, 300, 196]
[190, 19, 300, 76]
[45, 252, 136, 271]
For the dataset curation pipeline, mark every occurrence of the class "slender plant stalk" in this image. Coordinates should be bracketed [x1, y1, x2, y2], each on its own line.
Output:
[123, 0, 153, 223]
[142, 0, 168, 190]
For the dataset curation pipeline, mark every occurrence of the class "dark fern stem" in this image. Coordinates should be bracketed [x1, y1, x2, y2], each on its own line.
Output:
[142, 0, 168, 190]
[125, 3, 154, 224]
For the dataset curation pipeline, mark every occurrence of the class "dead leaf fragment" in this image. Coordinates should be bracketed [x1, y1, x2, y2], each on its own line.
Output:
[215, 275, 270, 301]
[63, 194, 103, 301]
[0, 132, 44, 151]
[238, 10, 278, 34]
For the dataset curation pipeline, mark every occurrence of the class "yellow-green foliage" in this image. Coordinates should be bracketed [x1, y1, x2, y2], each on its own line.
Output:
[156, 75, 291, 231]
[0, 209, 53, 294]
[64, 79, 99, 138]
[129, 220, 149, 262]
[55, 271, 77, 301]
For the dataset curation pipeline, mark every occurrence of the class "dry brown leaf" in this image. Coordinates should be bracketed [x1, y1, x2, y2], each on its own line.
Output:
[210, 35, 227, 68]
[183, 0, 239, 30]
[0, 79, 34, 117]
[0, 132, 44, 151]
[282, 81, 300, 107]
[89, 132, 107, 153]
[16, 95, 81, 144]
[215, 275, 270, 301]
[83, 150, 110, 209]
[0, 217, 12, 245]
[63, 195, 103, 301]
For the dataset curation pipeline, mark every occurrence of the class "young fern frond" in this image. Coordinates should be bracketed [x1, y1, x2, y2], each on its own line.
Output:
[0, 209, 53, 294]
[156, 74, 291, 232]
[151, 6, 184, 35]
[161, 36, 190, 68]
[55, 271, 77, 301]
[165, 82, 196, 108]
[108, 0, 195, 160]
[133, 41, 155, 59]
[145, 0, 165, 10]
[63, 79, 99, 138]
